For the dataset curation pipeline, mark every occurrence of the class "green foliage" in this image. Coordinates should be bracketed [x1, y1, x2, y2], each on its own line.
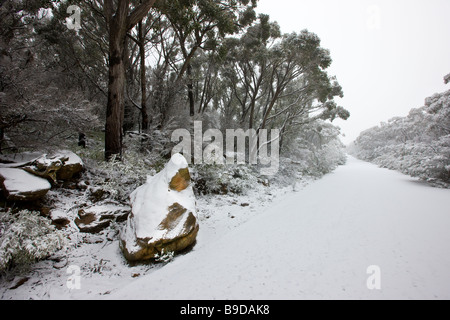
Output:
[216, 15, 349, 139]
[158, 0, 257, 37]
[0, 0, 104, 153]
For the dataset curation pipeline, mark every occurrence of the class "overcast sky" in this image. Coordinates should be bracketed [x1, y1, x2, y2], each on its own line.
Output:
[256, 0, 450, 144]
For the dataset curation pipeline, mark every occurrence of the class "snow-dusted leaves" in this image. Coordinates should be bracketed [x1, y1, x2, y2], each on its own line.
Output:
[0, 210, 68, 273]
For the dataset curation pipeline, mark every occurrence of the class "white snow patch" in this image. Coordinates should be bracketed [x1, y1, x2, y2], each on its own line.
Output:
[54, 150, 84, 167]
[110, 156, 450, 300]
[3, 156, 450, 300]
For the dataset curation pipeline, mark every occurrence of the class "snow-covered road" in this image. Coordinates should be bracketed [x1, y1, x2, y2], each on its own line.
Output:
[111, 156, 450, 300]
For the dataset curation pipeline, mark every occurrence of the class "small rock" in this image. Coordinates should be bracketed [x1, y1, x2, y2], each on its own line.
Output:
[75, 205, 130, 234]
[52, 217, 71, 230]
[75, 210, 111, 234]
[9, 277, 29, 290]
[88, 186, 108, 203]
[49, 209, 71, 229]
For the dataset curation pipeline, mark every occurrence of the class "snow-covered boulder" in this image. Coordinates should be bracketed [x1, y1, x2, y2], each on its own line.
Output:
[23, 155, 63, 185]
[120, 153, 199, 262]
[0, 150, 84, 183]
[0, 168, 51, 201]
[53, 150, 84, 181]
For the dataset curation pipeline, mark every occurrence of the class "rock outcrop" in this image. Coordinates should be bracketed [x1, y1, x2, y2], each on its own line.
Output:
[0, 168, 51, 201]
[53, 150, 84, 181]
[23, 155, 63, 185]
[120, 153, 199, 262]
[0, 150, 84, 201]
[23, 151, 84, 183]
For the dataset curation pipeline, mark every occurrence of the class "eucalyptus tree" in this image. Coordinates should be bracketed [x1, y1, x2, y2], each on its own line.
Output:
[157, 0, 258, 117]
[100, 0, 160, 160]
[222, 15, 349, 141]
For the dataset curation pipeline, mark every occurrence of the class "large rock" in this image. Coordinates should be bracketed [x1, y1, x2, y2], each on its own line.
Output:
[120, 153, 199, 262]
[0, 168, 51, 201]
[53, 150, 84, 181]
[0, 150, 84, 183]
[23, 155, 63, 185]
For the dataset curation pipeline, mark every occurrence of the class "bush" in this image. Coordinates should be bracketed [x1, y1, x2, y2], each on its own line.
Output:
[78, 133, 161, 202]
[192, 163, 258, 195]
[88, 152, 158, 202]
[0, 210, 67, 273]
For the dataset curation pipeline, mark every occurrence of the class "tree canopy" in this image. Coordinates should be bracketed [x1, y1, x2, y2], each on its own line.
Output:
[0, 0, 349, 163]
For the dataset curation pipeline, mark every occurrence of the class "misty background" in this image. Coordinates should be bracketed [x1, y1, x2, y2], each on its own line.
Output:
[257, 0, 450, 144]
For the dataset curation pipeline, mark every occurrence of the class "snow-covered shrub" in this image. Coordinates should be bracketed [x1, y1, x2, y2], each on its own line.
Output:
[89, 151, 157, 202]
[0, 210, 67, 273]
[125, 118, 180, 159]
[310, 140, 347, 175]
[282, 120, 347, 178]
[192, 163, 258, 195]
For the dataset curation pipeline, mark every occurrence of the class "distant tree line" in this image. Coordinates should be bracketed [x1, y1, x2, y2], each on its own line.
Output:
[349, 77, 450, 187]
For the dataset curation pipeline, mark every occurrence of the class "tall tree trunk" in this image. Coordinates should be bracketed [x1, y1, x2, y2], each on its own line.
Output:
[176, 35, 198, 117]
[0, 127, 4, 154]
[187, 63, 195, 117]
[104, 0, 157, 160]
[138, 20, 149, 131]
[249, 99, 256, 130]
[105, 19, 127, 160]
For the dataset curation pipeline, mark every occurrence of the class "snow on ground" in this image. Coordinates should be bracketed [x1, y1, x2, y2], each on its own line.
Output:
[0, 166, 302, 299]
[2, 156, 450, 299]
[110, 156, 450, 300]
